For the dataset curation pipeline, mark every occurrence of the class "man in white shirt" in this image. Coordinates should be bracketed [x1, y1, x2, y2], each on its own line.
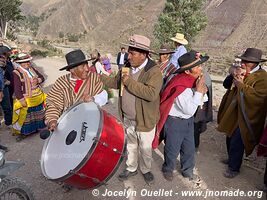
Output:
[154, 50, 209, 182]
[116, 47, 128, 69]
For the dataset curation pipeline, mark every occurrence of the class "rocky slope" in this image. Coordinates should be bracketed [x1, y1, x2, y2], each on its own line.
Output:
[21, 0, 267, 75]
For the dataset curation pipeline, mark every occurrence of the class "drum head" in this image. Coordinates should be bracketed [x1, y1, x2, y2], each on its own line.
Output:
[41, 102, 101, 179]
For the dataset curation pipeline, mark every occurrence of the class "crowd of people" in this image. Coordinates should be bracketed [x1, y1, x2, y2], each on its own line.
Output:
[0, 32, 266, 193]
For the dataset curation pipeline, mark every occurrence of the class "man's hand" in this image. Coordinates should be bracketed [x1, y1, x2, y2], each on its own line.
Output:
[196, 76, 208, 94]
[0, 91, 3, 102]
[20, 99, 27, 107]
[48, 120, 57, 132]
[83, 95, 94, 102]
[121, 74, 129, 84]
[31, 77, 39, 86]
[233, 75, 244, 88]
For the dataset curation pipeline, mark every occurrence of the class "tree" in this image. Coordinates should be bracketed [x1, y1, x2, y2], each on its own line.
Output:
[0, 0, 23, 39]
[154, 0, 207, 46]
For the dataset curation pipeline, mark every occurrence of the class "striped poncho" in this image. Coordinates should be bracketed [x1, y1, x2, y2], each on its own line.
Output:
[45, 72, 103, 125]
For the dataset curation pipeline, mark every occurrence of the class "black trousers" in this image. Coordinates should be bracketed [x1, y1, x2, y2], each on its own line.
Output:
[226, 128, 244, 171]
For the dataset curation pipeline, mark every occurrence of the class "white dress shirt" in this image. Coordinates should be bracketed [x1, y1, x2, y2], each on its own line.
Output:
[119, 53, 126, 65]
[250, 65, 260, 74]
[169, 88, 208, 119]
[131, 58, 148, 74]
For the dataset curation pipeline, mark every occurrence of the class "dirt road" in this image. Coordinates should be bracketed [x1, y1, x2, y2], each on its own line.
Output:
[0, 57, 265, 200]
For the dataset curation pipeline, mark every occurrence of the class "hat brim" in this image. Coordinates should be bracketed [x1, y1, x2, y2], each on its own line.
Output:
[175, 56, 209, 74]
[14, 57, 33, 63]
[0, 46, 11, 55]
[59, 58, 93, 71]
[237, 55, 267, 63]
[158, 50, 175, 55]
[121, 42, 151, 52]
[170, 37, 188, 45]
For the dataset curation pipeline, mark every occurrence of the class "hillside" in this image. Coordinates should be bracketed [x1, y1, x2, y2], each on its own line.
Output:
[21, 0, 267, 75]
[21, 0, 165, 53]
[194, 0, 267, 75]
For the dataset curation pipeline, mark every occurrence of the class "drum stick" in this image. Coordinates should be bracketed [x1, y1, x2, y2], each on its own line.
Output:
[120, 67, 130, 96]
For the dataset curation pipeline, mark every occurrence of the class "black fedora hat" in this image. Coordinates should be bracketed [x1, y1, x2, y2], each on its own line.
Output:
[0, 45, 11, 55]
[237, 48, 267, 63]
[176, 50, 209, 73]
[60, 49, 92, 71]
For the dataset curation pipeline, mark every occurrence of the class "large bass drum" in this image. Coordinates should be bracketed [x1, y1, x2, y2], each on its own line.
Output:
[41, 102, 126, 189]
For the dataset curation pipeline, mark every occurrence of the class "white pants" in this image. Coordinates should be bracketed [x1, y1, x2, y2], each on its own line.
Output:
[125, 123, 155, 174]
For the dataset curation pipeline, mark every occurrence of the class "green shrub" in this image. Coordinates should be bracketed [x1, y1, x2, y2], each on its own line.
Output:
[30, 49, 49, 57]
[67, 33, 79, 42]
[59, 31, 64, 38]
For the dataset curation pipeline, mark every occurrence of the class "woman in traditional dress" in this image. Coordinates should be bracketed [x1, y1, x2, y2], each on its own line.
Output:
[12, 53, 46, 141]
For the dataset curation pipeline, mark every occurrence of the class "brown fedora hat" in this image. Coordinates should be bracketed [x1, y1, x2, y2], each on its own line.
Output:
[158, 44, 175, 55]
[237, 48, 267, 63]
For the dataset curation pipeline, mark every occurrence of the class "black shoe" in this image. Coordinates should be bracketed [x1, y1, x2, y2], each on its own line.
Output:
[220, 158, 229, 165]
[188, 174, 202, 183]
[183, 173, 202, 183]
[118, 170, 138, 181]
[16, 135, 27, 142]
[256, 184, 267, 193]
[0, 144, 8, 152]
[223, 168, 239, 178]
[62, 185, 73, 193]
[143, 172, 154, 185]
[163, 171, 173, 181]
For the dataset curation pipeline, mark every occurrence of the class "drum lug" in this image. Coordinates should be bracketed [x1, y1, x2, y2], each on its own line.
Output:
[93, 138, 124, 155]
[113, 148, 121, 154]
[102, 142, 109, 147]
[93, 137, 109, 148]
[70, 170, 103, 184]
